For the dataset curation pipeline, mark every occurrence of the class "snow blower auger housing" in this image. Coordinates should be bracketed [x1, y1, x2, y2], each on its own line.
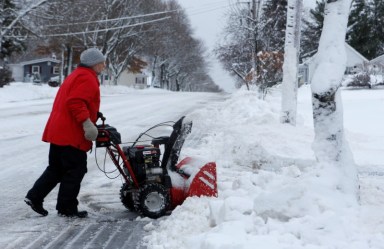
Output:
[95, 113, 218, 219]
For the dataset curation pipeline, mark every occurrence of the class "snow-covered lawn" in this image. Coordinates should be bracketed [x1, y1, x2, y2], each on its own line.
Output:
[1, 82, 384, 248]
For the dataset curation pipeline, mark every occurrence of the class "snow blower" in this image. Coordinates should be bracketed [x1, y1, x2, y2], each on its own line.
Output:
[95, 113, 217, 219]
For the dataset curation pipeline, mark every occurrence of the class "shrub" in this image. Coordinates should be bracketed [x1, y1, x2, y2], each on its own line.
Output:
[347, 72, 371, 88]
[0, 66, 13, 88]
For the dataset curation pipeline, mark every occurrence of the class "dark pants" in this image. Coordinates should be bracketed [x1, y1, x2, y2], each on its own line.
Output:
[26, 144, 87, 213]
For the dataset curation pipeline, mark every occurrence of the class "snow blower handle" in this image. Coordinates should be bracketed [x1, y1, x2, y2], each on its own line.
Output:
[97, 112, 106, 125]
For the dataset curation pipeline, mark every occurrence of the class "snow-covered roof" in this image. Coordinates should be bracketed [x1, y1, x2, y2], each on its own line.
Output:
[344, 43, 368, 67]
[17, 58, 60, 66]
[370, 54, 384, 64]
[301, 42, 368, 67]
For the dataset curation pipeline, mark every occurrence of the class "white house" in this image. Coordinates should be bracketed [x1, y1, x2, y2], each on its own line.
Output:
[368, 54, 384, 74]
[299, 42, 368, 84]
[116, 71, 150, 89]
[102, 69, 150, 89]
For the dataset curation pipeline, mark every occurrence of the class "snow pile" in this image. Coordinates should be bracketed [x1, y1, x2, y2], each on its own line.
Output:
[143, 86, 384, 249]
[0, 82, 58, 103]
[0, 82, 159, 105]
[0, 81, 134, 101]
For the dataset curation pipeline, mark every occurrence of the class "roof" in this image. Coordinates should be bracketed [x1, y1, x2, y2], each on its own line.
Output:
[370, 54, 384, 64]
[300, 42, 368, 67]
[344, 43, 368, 66]
[345, 43, 368, 62]
[18, 58, 60, 66]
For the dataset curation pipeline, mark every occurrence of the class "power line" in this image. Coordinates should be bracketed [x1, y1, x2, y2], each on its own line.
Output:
[182, 1, 235, 16]
[5, 2, 234, 38]
[41, 17, 170, 37]
[188, 5, 233, 16]
[181, 0, 230, 10]
[44, 9, 179, 28]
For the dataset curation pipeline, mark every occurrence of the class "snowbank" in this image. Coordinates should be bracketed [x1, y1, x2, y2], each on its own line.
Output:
[0, 82, 170, 105]
[143, 86, 384, 249]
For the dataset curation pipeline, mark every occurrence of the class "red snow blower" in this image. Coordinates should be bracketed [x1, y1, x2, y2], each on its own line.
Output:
[95, 113, 217, 218]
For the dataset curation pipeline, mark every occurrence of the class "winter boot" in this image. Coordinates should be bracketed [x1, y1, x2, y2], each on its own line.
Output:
[24, 198, 48, 216]
[58, 210, 88, 218]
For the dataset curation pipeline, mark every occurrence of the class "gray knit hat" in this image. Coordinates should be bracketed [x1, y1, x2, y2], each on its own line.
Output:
[80, 48, 106, 67]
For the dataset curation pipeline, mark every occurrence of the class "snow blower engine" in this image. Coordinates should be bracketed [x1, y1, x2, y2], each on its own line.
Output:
[95, 113, 217, 218]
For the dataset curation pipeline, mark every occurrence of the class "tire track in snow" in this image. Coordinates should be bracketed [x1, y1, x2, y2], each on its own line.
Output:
[6, 219, 146, 249]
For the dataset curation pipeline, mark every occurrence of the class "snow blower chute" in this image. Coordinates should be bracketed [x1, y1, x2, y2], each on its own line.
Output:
[95, 113, 217, 218]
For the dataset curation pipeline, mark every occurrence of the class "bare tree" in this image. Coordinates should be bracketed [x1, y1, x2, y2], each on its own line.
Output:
[31, 0, 169, 81]
[0, 0, 50, 62]
[215, 0, 288, 93]
[29, 0, 99, 76]
[214, 5, 254, 89]
[311, 0, 358, 198]
[143, 0, 214, 91]
[10, 0, 216, 91]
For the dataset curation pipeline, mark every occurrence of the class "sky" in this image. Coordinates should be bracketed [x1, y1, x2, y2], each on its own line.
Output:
[176, 0, 237, 93]
[177, 0, 319, 93]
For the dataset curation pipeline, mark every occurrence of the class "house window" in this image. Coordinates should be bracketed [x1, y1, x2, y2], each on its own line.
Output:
[53, 66, 60, 74]
[32, 65, 40, 73]
[135, 77, 145, 84]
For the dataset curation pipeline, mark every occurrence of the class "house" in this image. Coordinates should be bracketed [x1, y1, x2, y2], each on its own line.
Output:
[9, 57, 61, 83]
[368, 54, 384, 74]
[102, 70, 150, 89]
[116, 71, 149, 89]
[299, 43, 368, 84]
[100, 56, 151, 88]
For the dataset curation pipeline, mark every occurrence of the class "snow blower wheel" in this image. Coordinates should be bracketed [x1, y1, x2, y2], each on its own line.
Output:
[120, 183, 136, 211]
[136, 183, 170, 219]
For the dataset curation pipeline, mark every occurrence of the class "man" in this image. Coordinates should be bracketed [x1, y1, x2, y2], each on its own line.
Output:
[25, 48, 106, 218]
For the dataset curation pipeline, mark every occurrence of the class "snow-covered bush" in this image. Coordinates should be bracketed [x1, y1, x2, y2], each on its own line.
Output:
[346, 72, 372, 88]
[345, 66, 384, 89]
[0, 66, 13, 88]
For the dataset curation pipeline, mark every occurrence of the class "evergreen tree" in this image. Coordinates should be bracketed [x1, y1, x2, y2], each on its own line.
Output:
[0, 0, 26, 60]
[302, 0, 384, 61]
[300, 0, 325, 61]
[346, 0, 375, 59]
[369, 0, 384, 57]
[259, 0, 287, 52]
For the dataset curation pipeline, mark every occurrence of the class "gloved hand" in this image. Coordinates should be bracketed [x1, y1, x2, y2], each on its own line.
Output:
[82, 118, 98, 141]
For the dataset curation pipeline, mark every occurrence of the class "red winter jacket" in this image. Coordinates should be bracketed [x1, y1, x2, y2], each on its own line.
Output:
[42, 66, 101, 152]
